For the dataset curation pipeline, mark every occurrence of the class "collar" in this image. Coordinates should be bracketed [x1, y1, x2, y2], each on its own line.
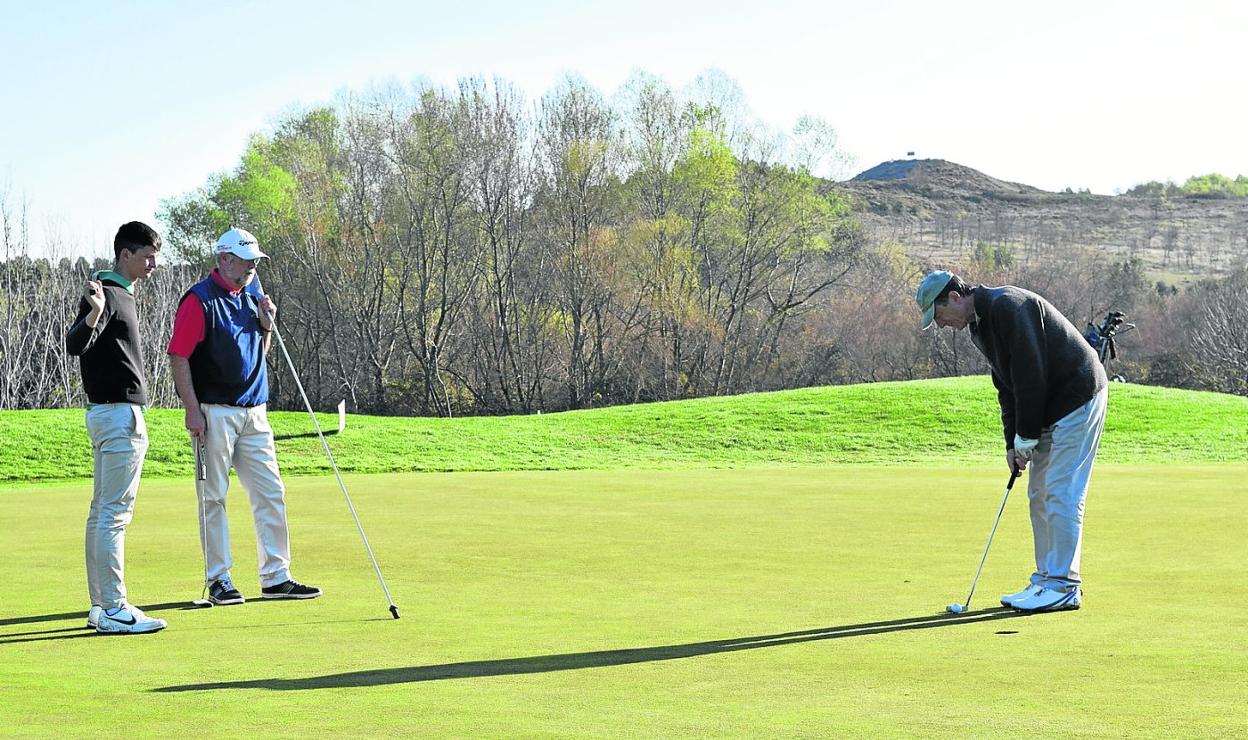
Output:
[210, 268, 244, 296]
[970, 286, 991, 327]
[92, 270, 134, 294]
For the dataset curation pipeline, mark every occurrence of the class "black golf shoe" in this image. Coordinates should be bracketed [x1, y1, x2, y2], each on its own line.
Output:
[207, 576, 246, 605]
[261, 579, 322, 600]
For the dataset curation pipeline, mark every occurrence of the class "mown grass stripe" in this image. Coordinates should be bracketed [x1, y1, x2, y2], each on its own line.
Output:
[2, 377, 1244, 484]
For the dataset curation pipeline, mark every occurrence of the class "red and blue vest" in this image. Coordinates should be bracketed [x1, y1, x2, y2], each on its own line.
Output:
[185, 277, 269, 407]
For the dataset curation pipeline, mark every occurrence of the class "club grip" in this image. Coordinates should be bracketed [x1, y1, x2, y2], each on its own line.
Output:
[194, 440, 206, 481]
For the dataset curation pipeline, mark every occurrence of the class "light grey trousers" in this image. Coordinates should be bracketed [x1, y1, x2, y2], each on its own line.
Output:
[197, 404, 292, 588]
[1026, 388, 1109, 591]
[85, 403, 149, 610]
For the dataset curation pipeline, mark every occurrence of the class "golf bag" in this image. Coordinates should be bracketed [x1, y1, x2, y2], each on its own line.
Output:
[1084, 310, 1135, 380]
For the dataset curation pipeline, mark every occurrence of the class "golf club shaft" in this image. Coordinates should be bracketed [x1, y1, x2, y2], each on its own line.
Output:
[962, 470, 1020, 609]
[194, 437, 206, 481]
[257, 278, 398, 616]
[192, 437, 211, 596]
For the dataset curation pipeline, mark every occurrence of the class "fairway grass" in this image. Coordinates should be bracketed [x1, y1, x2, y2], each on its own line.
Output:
[2, 465, 1244, 737]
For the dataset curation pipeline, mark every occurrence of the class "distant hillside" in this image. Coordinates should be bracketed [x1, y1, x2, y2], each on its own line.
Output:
[853, 158, 1044, 197]
[3, 378, 1244, 484]
[840, 159, 1248, 282]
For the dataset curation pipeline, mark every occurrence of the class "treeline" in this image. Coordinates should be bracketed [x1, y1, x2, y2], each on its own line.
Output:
[1126, 173, 1248, 199]
[3, 73, 1246, 413]
[154, 74, 867, 416]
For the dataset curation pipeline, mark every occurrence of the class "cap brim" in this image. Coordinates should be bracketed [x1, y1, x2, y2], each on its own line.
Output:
[226, 248, 268, 260]
[920, 303, 936, 330]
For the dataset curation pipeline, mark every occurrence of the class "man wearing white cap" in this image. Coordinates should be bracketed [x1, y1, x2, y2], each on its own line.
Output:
[167, 227, 321, 605]
[915, 270, 1108, 612]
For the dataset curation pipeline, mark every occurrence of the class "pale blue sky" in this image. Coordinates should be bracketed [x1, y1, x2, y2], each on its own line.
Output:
[3, 0, 1245, 257]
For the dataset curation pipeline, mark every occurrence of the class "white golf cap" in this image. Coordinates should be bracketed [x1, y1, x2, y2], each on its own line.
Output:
[214, 227, 268, 260]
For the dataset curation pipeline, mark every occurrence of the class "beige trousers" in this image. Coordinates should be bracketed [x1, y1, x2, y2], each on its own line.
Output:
[197, 404, 292, 588]
[85, 403, 149, 610]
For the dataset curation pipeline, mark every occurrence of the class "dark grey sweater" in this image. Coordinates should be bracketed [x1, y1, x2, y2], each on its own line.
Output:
[969, 286, 1107, 447]
[65, 276, 148, 405]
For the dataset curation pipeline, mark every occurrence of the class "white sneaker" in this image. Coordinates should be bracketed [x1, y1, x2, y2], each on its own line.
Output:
[1000, 584, 1041, 607]
[95, 604, 168, 634]
[1012, 587, 1082, 612]
[86, 605, 103, 629]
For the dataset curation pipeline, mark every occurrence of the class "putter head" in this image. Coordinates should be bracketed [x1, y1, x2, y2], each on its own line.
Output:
[389, 604, 400, 620]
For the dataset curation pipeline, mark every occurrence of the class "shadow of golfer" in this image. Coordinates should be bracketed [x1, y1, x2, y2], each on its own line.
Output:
[0, 602, 379, 645]
[0, 601, 201, 645]
[0, 626, 100, 645]
[0, 601, 190, 628]
[153, 607, 1033, 692]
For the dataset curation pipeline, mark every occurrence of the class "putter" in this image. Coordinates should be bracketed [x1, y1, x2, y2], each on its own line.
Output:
[254, 276, 400, 620]
[194, 437, 207, 482]
[190, 436, 214, 608]
[945, 469, 1021, 614]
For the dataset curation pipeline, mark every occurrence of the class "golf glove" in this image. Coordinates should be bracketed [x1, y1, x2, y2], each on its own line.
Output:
[1013, 435, 1038, 461]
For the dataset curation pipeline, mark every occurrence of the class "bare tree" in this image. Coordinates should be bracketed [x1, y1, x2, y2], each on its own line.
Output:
[1183, 269, 1248, 395]
[535, 76, 620, 408]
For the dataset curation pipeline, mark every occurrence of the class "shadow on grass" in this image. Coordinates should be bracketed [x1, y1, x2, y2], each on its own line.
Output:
[0, 601, 192, 628]
[273, 429, 339, 441]
[0, 594, 345, 630]
[0, 600, 378, 644]
[0, 626, 98, 644]
[153, 607, 1035, 692]
[0, 601, 204, 644]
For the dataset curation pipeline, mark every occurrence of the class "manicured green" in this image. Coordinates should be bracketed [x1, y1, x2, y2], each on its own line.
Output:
[3, 378, 1246, 485]
[3, 381, 1244, 735]
[1, 465, 1243, 737]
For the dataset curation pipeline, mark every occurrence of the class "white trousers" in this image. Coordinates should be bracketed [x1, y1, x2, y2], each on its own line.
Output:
[1026, 388, 1108, 591]
[197, 404, 292, 588]
[85, 403, 149, 610]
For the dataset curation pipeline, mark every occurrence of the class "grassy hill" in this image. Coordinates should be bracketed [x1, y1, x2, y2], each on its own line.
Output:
[2, 376, 1245, 485]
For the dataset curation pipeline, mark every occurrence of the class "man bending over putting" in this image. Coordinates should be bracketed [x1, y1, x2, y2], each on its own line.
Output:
[916, 270, 1108, 612]
[167, 227, 320, 606]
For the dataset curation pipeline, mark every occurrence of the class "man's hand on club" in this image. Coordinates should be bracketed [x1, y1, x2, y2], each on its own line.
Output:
[84, 279, 104, 309]
[1007, 449, 1029, 474]
[1007, 435, 1038, 474]
[83, 279, 105, 325]
[259, 295, 276, 331]
[185, 405, 206, 444]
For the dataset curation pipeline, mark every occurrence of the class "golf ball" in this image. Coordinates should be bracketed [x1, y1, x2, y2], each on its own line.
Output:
[946, 603, 964, 613]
